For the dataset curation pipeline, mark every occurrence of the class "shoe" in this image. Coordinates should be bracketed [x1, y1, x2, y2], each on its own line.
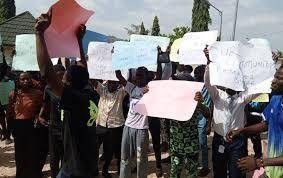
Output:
[161, 156, 171, 163]
[198, 167, 210, 177]
[156, 167, 163, 177]
[102, 170, 112, 178]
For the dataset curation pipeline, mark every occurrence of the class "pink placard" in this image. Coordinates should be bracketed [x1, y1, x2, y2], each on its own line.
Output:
[44, 0, 94, 58]
[133, 80, 204, 121]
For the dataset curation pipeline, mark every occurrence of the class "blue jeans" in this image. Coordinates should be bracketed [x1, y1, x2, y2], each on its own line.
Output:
[56, 169, 92, 178]
[198, 116, 209, 169]
[212, 132, 246, 178]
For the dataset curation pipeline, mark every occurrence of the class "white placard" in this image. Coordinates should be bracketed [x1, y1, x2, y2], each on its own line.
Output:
[209, 39, 275, 93]
[12, 34, 39, 71]
[130, 34, 170, 52]
[178, 30, 218, 65]
[87, 42, 127, 81]
[170, 38, 183, 62]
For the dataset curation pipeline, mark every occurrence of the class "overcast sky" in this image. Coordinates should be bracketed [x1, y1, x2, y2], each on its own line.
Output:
[16, 0, 283, 50]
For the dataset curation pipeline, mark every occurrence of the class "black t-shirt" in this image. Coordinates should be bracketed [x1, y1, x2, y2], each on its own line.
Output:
[44, 87, 62, 134]
[60, 87, 98, 176]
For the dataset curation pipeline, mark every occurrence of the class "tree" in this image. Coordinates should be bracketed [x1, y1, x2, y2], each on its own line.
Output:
[139, 22, 149, 35]
[191, 0, 211, 32]
[0, 0, 16, 23]
[124, 24, 141, 36]
[151, 16, 160, 36]
[168, 26, 190, 44]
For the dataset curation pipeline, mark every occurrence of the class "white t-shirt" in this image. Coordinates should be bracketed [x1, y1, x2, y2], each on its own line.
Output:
[124, 82, 148, 129]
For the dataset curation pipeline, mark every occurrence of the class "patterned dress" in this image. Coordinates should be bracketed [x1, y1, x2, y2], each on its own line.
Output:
[170, 109, 201, 178]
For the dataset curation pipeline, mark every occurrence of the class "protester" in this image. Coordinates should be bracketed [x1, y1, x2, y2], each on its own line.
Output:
[29, 71, 49, 173]
[35, 12, 97, 178]
[194, 65, 213, 176]
[7, 72, 43, 178]
[147, 49, 174, 177]
[204, 47, 260, 178]
[227, 64, 283, 178]
[37, 64, 66, 178]
[169, 71, 209, 177]
[0, 56, 14, 144]
[93, 80, 126, 177]
[115, 58, 162, 177]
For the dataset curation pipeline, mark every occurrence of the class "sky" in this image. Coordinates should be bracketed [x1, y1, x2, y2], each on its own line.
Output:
[16, 0, 283, 50]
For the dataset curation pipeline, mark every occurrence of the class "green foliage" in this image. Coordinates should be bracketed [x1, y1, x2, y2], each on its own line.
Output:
[124, 24, 140, 35]
[191, 0, 211, 32]
[168, 26, 190, 44]
[0, 0, 16, 23]
[151, 16, 160, 36]
[139, 22, 149, 35]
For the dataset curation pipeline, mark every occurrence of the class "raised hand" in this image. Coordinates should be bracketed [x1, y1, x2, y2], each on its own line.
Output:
[35, 8, 52, 34]
[143, 85, 149, 94]
[194, 91, 203, 103]
[203, 45, 211, 64]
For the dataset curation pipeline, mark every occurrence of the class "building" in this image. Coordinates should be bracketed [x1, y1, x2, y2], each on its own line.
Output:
[0, 11, 35, 65]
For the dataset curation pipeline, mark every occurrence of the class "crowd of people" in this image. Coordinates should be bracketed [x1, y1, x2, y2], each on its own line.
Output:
[0, 11, 283, 178]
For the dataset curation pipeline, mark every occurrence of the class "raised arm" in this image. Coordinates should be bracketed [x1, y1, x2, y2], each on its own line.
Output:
[115, 70, 127, 87]
[155, 61, 162, 80]
[76, 24, 87, 69]
[35, 11, 64, 97]
[155, 47, 163, 80]
[204, 65, 219, 101]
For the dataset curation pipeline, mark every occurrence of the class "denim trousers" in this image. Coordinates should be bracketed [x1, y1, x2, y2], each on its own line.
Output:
[198, 116, 209, 169]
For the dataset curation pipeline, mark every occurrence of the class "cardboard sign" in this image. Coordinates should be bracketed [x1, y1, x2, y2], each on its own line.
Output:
[87, 42, 127, 81]
[179, 30, 218, 65]
[112, 41, 157, 70]
[44, 0, 94, 58]
[133, 80, 204, 121]
[12, 34, 39, 71]
[130, 34, 170, 52]
[209, 39, 275, 94]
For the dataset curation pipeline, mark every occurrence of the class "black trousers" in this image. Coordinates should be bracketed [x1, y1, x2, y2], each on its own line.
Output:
[212, 132, 246, 178]
[96, 125, 124, 171]
[149, 117, 162, 168]
[36, 126, 49, 172]
[49, 127, 64, 178]
[12, 119, 42, 178]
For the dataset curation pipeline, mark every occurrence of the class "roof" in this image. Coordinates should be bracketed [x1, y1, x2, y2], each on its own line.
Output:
[0, 11, 35, 46]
